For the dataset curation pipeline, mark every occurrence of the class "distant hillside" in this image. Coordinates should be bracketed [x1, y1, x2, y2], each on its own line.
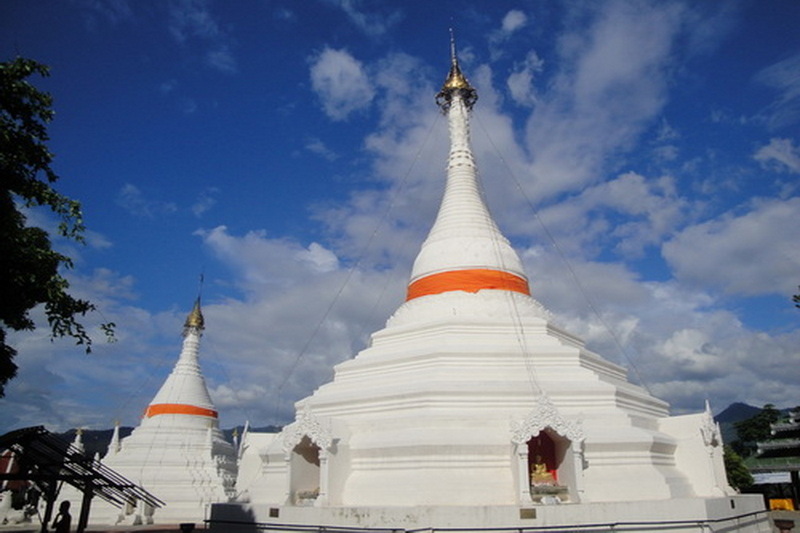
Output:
[715, 402, 761, 445]
[715, 402, 762, 423]
[714, 402, 798, 446]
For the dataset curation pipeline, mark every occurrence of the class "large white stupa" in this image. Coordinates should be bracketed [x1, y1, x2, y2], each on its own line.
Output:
[89, 299, 238, 526]
[214, 40, 769, 532]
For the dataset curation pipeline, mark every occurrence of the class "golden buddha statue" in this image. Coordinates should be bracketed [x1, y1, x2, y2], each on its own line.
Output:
[530, 455, 556, 486]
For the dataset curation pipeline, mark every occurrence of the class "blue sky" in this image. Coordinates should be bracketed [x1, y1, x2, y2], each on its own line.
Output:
[1, 0, 799, 433]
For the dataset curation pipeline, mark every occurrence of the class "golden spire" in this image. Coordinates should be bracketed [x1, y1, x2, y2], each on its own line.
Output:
[184, 296, 205, 331]
[436, 29, 478, 112]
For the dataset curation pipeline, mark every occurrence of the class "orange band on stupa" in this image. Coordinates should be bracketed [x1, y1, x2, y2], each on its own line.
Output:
[406, 268, 530, 301]
[145, 403, 218, 419]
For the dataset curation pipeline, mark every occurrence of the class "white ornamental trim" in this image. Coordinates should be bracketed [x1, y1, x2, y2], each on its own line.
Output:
[511, 394, 584, 445]
[282, 402, 333, 453]
[700, 404, 721, 448]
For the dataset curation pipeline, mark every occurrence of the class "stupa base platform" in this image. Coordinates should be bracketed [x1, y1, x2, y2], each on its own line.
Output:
[209, 495, 769, 532]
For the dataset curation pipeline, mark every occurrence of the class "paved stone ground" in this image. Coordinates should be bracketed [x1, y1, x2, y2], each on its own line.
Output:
[0, 525, 204, 532]
[2, 510, 799, 532]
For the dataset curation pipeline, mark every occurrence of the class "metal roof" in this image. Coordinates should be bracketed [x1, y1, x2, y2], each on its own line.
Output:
[0, 425, 163, 509]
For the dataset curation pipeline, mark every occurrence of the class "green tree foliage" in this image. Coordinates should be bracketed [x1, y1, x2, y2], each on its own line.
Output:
[794, 286, 799, 309]
[723, 445, 753, 491]
[0, 57, 113, 397]
[732, 403, 782, 457]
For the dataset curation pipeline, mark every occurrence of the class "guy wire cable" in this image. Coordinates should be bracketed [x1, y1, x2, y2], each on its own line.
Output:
[270, 111, 444, 424]
[202, 334, 262, 432]
[473, 110, 653, 394]
[470, 107, 543, 398]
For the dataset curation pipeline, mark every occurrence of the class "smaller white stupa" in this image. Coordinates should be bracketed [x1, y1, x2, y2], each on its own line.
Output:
[90, 298, 237, 526]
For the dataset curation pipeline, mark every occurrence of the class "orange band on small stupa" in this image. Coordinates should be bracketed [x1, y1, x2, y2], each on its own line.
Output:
[406, 268, 530, 301]
[145, 403, 218, 419]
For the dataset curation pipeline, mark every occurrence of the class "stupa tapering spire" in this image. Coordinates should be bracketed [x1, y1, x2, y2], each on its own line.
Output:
[143, 297, 217, 421]
[405, 35, 529, 302]
[436, 29, 477, 112]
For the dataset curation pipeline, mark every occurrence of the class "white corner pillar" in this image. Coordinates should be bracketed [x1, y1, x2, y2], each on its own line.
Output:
[570, 443, 585, 503]
[515, 443, 532, 503]
[282, 452, 292, 504]
[315, 449, 330, 507]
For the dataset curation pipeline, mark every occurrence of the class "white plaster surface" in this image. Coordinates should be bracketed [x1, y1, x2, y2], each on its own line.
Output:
[229, 92, 759, 530]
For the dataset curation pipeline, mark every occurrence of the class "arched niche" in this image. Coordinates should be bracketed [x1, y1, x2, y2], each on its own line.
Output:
[527, 430, 566, 485]
[282, 404, 332, 506]
[289, 436, 321, 505]
[511, 394, 585, 504]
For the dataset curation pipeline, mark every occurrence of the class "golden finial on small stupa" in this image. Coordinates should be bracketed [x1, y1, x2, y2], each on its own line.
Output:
[184, 296, 205, 331]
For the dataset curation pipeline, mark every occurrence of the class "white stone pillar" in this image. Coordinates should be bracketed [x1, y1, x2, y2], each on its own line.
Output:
[283, 453, 292, 504]
[516, 443, 531, 503]
[571, 445, 584, 503]
[315, 449, 329, 507]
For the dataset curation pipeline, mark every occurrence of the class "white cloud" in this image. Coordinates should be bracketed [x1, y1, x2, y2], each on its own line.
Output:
[525, 1, 686, 199]
[655, 119, 680, 142]
[502, 10, 527, 34]
[658, 328, 727, 378]
[327, 0, 401, 36]
[754, 137, 800, 173]
[181, 97, 198, 115]
[488, 9, 529, 61]
[196, 225, 342, 290]
[662, 197, 800, 295]
[168, 0, 220, 42]
[298, 242, 340, 273]
[168, 0, 237, 73]
[494, 10, 527, 39]
[305, 138, 339, 161]
[274, 8, 295, 21]
[506, 51, 544, 107]
[310, 47, 375, 121]
[192, 187, 219, 217]
[80, 0, 134, 26]
[755, 52, 800, 129]
[116, 183, 178, 218]
[159, 79, 178, 94]
[483, 167, 688, 262]
[521, 249, 800, 413]
[20, 204, 115, 256]
[207, 44, 237, 73]
[83, 229, 113, 250]
[186, 226, 406, 423]
[211, 383, 269, 409]
[0, 267, 165, 431]
[70, 267, 138, 303]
